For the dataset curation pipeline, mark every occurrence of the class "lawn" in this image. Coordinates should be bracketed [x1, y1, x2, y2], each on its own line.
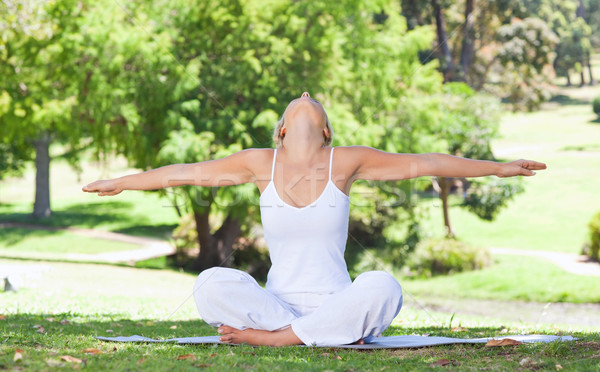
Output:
[0, 228, 140, 261]
[402, 255, 600, 304]
[2, 258, 599, 371]
[421, 82, 600, 254]
[0, 154, 180, 239]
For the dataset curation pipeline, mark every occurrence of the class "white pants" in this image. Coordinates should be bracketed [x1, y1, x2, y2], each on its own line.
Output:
[193, 267, 403, 346]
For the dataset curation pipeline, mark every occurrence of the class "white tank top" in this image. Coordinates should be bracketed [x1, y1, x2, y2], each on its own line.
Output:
[259, 147, 352, 312]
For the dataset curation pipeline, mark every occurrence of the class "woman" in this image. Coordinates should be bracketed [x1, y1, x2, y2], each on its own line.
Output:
[83, 92, 546, 347]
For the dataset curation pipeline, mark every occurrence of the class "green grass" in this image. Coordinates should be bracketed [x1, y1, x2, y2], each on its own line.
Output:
[0, 228, 139, 260]
[421, 82, 600, 254]
[3, 314, 599, 371]
[2, 258, 599, 371]
[403, 255, 600, 304]
[0, 155, 180, 240]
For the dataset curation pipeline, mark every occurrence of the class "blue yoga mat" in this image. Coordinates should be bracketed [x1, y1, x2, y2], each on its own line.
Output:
[96, 334, 575, 349]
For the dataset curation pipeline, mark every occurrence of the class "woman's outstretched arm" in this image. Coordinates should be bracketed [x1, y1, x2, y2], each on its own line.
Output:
[82, 149, 266, 196]
[347, 146, 546, 181]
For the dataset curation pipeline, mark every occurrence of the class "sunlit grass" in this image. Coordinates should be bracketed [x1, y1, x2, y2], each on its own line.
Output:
[421, 82, 600, 254]
[1, 258, 598, 371]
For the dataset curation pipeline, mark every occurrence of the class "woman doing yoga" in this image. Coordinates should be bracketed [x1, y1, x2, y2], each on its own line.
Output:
[83, 92, 546, 347]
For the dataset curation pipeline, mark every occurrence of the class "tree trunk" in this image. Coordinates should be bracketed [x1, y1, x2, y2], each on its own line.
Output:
[588, 55, 596, 85]
[566, 72, 572, 87]
[459, 0, 475, 83]
[432, 0, 453, 81]
[438, 177, 454, 237]
[191, 209, 241, 272]
[580, 67, 586, 87]
[32, 133, 51, 219]
[577, 0, 585, 18]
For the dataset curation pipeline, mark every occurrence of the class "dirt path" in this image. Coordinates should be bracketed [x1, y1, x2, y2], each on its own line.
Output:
[490, 247, 600, 277]
[403, 294, 600, 329]
[0, 222, 175, 264]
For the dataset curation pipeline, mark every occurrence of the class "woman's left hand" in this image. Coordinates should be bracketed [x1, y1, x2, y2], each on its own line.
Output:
[497, 159, 547, 178]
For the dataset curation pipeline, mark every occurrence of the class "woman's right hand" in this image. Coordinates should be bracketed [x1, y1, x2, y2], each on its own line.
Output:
[82, 179, 123, 196]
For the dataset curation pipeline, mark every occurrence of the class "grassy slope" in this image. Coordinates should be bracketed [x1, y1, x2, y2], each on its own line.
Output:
[421, 82, 600, 254]
[2, 258, 599, 371]
[0, 154, 180, 238]
[0, 154, 181, 258]
[403, 255, 600, 303]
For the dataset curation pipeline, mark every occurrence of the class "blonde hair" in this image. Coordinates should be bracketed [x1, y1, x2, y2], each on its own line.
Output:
[272, 112, 334, 148]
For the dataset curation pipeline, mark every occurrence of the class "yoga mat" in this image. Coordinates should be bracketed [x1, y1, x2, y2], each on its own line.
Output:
[96, 334, 575, 349]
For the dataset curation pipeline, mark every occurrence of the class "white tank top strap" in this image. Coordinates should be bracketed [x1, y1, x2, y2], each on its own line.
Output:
[328, 147, 334, 181]
[270, 149, 278, 181]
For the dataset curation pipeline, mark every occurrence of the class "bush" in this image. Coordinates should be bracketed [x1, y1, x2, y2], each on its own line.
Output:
[406, 238, 491, 277]
[593, 96, 600, 119]
[583, 211, 600, 261]
[462, 178, 524, 221]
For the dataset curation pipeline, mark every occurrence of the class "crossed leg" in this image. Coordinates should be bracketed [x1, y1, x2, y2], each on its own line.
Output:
[194, 268, 402, 347]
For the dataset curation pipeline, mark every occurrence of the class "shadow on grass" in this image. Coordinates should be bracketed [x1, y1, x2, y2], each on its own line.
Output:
[1, 313, 515, 341]
[0, 201, 177, 239]
[114, 224, 178, 240]
[2, 313, 597, 371]
[0, 228, 63, 246]
[548, 94, 591, 106]
[560, 143, 600, 152]
[0, 201, 134, 227]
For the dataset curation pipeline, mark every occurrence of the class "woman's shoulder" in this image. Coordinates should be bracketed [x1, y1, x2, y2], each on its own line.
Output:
[237, 148, 274, 165]
[332, 145, 377, 157]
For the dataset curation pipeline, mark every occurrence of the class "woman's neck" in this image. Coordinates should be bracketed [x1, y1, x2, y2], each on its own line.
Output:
[280, 131, 326, 164]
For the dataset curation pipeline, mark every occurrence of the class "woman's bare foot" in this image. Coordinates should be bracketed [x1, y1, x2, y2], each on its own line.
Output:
[352, 339, 365, 345]
[217, 325, 304, 347]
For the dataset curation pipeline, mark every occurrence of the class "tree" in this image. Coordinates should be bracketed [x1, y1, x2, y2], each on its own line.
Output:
[0, 0, 186, 218]
[150, 0, 448, 270]
[400, 0, 561, 110]
[0, 0, 84, 217]
[429, 83, 523, 237]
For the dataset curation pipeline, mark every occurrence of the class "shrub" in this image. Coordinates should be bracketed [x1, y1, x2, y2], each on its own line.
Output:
[406, 238, 491, 277]
[583, 211, 600, 261]
[593, 96, 600, 119]
[462, 178, 524, 221]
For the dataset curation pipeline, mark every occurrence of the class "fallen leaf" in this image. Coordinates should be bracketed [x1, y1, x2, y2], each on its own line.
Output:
[451, 327, 468, 332]
[112, 346, 117, 351]
[45, 317, 56, 322]
[60, 319, 72, 325]
[146, 321, 154, 326]
[45, 358, 63, 367]
[105, 329, 114, 333]
[13, 349, 24, 362]
[169, 325, 177, 329]
[115, 323, 123, 327]
[196, 364, 213, 368]
[486, 338, 523, 347]
[177, 354, 197, 360]
[430, 359, 451, 367]
[137, 358, 145, 364]
[334, 355, 342, 360]
[210, 353, 217, 357]
[499, 328, 508, 334]
[82, 348, 103, 355]
[33, 324, 42, 329]
[0, 315, 7, 320]
[555, 364, 563, 371]
[36, 326, 46, 334]
[60, 355, 83, 364]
